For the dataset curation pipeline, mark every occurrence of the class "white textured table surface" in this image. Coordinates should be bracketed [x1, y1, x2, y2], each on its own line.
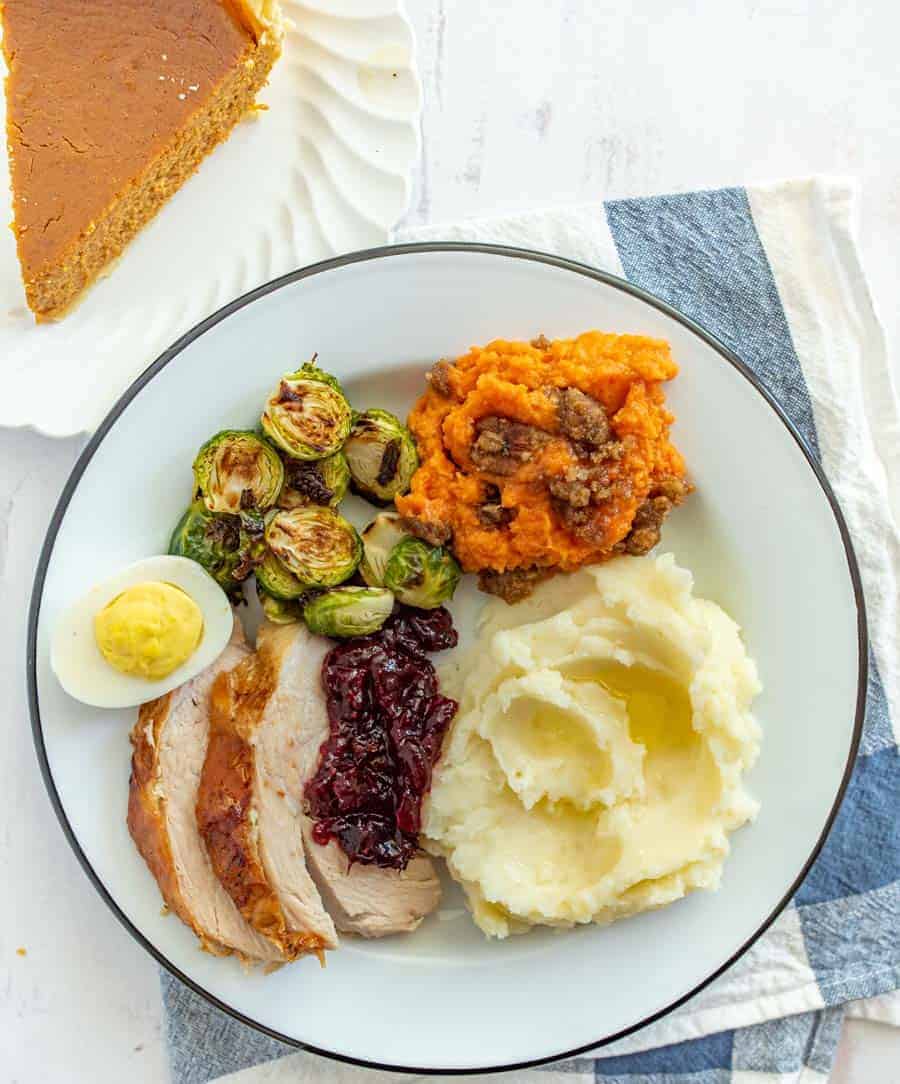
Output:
[3, 2, 898, 1081]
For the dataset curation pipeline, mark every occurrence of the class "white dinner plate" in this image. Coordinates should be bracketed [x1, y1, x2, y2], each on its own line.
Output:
[28, 245, 865, 1072]
[0, 0, 420, 437]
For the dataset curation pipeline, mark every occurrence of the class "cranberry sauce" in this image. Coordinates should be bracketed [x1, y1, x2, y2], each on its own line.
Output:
[305, 605, 458, 869]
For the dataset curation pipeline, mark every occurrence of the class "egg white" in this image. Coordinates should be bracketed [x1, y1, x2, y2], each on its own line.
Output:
[50, 555, 235, 709]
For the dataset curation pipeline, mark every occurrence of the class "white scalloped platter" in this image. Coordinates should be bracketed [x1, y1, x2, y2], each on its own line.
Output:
[0, 0, 420, 437]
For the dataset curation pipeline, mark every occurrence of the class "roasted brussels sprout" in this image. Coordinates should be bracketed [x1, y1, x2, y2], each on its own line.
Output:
[261, 361, 352, 460]
[278, 451, 350, 510]
[192, 430, 284, 514]
[255, 549, 307, 600]
[343, 409, 418, 503]
[265, 508, 362, 587]
[169, 500, 261, 596]
[360, 512, 410, 587]
[384, 537, 461, 609]
[257, 583, 304, 625]
[303, 586, 394, 639]
[232, 508, 267, 580]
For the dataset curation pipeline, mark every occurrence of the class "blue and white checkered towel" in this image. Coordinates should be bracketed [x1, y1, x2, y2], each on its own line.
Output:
[163, 179, 900, 1083]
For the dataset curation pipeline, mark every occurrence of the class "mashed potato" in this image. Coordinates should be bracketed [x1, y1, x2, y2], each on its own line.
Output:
[423, 554, 761, 937]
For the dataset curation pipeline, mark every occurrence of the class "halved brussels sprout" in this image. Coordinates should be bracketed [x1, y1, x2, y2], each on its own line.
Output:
[260, 361, 352, 460]
[265, 508, 362, 587]
[192, 430, 284, 514]
[360, 512, 410, 587]
[169, 500, 257, 597]
[257, 584, 304, 625]
[303, 587, 394, 639]
[384, 537, 461, 609]
[255, 549, 307, 600]
[344, 409, 418, 504]
[278, 451, 350, 510]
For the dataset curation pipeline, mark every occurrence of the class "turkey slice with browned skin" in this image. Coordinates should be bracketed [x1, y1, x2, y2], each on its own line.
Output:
[197, 621, 338, 959]
[127, 618, 282, 963]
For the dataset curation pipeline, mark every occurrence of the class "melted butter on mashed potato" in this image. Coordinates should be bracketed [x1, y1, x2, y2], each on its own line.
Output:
[423, 553, 761, 937]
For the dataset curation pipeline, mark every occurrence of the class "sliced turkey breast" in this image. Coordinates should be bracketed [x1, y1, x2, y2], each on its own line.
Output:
[276, 622, 441, 936]
[127, 619, 282, 963]
[304, 834, 441, 939]
[199, 621, 441, 951]
[197, 621, 338, 959]
[257, 621, 440, 938]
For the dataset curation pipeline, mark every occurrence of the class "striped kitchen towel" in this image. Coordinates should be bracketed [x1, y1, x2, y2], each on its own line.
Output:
[162, 179, 900, 1083]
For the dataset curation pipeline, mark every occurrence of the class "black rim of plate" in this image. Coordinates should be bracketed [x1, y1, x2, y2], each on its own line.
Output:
[27, 242, 867, 1075]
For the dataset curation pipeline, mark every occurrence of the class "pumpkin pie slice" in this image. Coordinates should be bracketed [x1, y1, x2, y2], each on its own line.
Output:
[1, 0, 284, 321]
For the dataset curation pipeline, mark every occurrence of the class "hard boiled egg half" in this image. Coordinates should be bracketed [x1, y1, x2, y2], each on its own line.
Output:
[51, 555, 234, 709]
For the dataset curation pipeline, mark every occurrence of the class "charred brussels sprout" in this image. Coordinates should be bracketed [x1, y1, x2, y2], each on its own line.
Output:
[278, 451, 350, 510]
[192, 430, 283, 514]
[255, 549, 307, 600]
[383, 537, 461, 609]
[265, 508, 362, 587]
[169, 500, 262, 597]
[257, 583, 304, 625]
[360, 512, 410, 587]
[303, 587, 394, 639]
[261, 361, 352, 460]
[233, 508, 267, 580]
[344, 409, 418, 504]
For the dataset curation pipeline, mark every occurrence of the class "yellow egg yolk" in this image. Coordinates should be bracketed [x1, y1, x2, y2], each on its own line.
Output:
[93, 582, 203, 680]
